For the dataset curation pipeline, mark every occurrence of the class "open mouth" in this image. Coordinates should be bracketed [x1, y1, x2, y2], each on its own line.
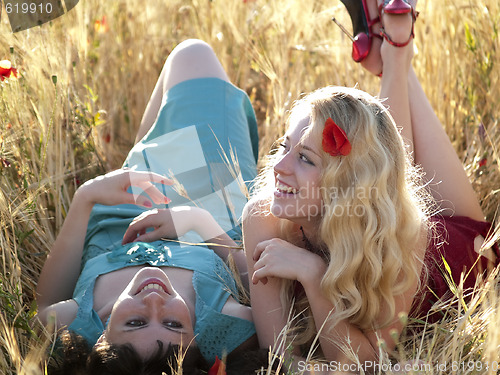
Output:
[135, 278, 169, 295]
[275, 183, 298, 195]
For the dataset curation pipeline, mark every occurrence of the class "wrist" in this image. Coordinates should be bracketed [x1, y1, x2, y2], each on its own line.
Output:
[190, 208, 215, 239]
[299, 255, 327, 290]
[191, 208, 234, 250]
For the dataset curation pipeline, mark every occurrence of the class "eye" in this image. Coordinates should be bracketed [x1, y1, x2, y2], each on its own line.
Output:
[126, 319, 146, 327]
[278, 142, 289, 152]
[164, 320, 183, 329]
[299, 153, 315, 166]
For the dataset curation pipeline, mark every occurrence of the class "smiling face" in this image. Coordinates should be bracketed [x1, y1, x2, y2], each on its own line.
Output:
[103, 267, 195, 358]
[270, 111, 324, 226]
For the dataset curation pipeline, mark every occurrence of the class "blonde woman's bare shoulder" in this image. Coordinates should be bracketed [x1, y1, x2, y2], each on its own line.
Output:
[242, 197, 281, 240]
[243, 196, 271, 216]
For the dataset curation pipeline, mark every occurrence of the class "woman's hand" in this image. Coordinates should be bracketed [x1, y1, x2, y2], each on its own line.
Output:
[36, 169, 172, 311]
[77, 169, 172, 208]
[122, 207, 202, 244]
[252, 238, 327, 287]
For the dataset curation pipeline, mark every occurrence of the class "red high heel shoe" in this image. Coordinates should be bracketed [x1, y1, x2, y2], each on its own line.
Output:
[334, 0, 382, 63]
[378, 0, 418, 47]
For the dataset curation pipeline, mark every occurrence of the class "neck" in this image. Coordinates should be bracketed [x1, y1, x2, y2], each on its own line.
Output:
[293, 219, 319, 241]
[298, 224, 321, 251]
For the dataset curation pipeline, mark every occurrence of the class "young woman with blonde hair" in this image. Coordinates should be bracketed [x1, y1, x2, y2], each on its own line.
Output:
[244, 0, 497, 366]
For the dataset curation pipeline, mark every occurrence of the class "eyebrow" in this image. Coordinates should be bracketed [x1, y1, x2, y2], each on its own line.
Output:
[122, 326, 184, 335]
[301, 145, 321, 158]
[283, 136, 321, 158]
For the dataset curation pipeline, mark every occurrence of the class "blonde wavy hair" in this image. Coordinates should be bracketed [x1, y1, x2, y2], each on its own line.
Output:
[252, 86, 430, 347]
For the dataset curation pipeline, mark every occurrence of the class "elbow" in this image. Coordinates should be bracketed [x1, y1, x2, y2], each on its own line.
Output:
[35, 305, 53, 326]
[35, 299, 78, 329]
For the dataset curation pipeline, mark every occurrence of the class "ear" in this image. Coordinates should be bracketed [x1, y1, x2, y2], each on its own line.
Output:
[96, 332, 107, 345]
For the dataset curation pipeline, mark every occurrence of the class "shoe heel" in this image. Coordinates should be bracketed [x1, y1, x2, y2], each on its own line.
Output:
[332, 17, 370, 62]
[336, 0, 373, 63]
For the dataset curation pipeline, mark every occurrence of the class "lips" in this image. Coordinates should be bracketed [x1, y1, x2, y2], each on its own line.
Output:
[275, 179, 298, 195]
[135, 278, 170, 295]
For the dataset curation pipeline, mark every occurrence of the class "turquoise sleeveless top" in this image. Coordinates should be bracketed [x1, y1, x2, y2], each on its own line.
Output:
[69, 240, 255, 363]
[67, 77, 258, 363]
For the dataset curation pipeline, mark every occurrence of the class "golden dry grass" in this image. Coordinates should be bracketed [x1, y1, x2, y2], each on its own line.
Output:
[0, 0, 499, 373]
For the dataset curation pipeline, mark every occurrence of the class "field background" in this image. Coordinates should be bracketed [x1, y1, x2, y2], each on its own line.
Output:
[0, 0, 499, 373]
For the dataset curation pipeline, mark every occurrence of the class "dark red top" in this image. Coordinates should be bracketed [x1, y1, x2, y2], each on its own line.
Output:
[294, 215, 499, 327]
[410, 215, 499, 322]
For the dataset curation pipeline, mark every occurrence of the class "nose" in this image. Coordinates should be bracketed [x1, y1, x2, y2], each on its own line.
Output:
[142, 291, 167, 309]
[274, 151, 293, 176]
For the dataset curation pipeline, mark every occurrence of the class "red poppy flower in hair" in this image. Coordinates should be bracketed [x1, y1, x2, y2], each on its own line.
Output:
[209, 356, 226, 375]
[322, 117, 351, 156]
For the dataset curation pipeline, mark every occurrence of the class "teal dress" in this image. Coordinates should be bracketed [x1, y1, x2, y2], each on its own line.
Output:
[68, 78, 258, 363]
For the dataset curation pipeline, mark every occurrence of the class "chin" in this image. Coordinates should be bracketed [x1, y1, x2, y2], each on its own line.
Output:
[270, 199, 322, 223]
[270, 201, 300, 221]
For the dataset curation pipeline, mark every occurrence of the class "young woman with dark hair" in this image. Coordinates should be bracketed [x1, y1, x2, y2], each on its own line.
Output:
[37, 39, 260, 370]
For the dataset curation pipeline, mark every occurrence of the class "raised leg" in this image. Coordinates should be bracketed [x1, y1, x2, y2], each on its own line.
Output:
[378, 1, 415, 156]
[134, 39, 230, 144]
[360, 0, 383, 76]
[407, 68, 484, 220]
[375, 1, 484, 220]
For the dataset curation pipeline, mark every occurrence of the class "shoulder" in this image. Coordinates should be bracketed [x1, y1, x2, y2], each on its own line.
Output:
[242, 197, 277, 226]
[242, 198, 286, 265]
[242, 197, 282, 239]
[242, 196, 267, 218]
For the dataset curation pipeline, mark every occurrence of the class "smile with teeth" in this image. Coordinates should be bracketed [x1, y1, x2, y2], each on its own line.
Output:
[276, 183, 298, 194]
[136, 279, 169, 295]
[141, 284, 164, 292]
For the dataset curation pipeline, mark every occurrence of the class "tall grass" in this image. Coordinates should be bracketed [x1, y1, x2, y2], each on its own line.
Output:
[0, 0, 499, 373]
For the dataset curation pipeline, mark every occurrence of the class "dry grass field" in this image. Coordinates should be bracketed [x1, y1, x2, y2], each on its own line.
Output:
[0, 0, 499, 373]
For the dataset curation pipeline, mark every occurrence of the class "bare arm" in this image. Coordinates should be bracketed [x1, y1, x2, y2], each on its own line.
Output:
[36, 186, 96, 311]
[121, 206, 248, 281]
[242, 200, 293, 352]
[36, 170, 171, 313]
[300, 265, 420, 364]
[194, 208, 248, 286]
[249, 217, 425, 364]
[251, 247, 416, 364]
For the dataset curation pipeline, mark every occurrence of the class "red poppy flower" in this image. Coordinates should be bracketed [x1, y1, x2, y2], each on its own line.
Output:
[0, 60, 18, 81]
[74, 175, 82, 186]
[322, 117, 351, 156]
[208, 356, 226, 375]
[94, 16, 110, 34]
[479, 158, 487, 167]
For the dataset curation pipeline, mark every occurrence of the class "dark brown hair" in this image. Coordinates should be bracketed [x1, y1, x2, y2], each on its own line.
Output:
[47, 330, 277, 375]
[47, 330, 208, 375]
